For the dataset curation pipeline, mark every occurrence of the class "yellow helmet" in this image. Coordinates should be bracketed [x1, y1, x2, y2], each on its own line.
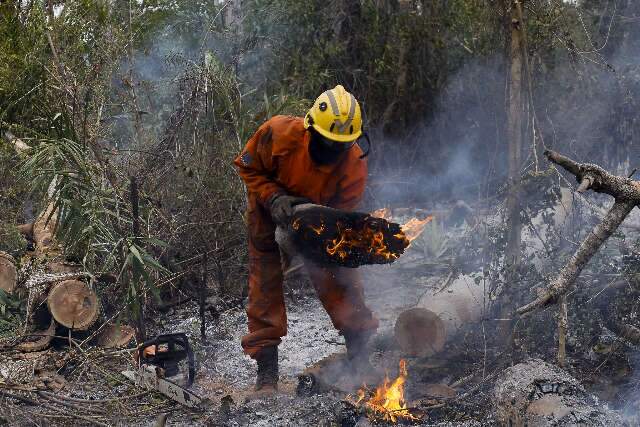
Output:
[304, 85, 363, 143]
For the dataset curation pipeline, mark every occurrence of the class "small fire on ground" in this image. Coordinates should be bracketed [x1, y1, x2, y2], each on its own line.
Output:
[347, 359, 421, 423]
[370, 208, 433, 243]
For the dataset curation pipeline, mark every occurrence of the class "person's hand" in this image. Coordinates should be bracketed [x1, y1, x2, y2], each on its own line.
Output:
[269, 194, 310, 225]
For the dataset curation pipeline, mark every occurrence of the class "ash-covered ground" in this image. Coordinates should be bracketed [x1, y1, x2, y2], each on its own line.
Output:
[147, 243, 496, 426]
[143, 202, 640, 426]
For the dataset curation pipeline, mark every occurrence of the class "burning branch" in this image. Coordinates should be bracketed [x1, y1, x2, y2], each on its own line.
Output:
[517, 150, 640, 317]
[283, 204, 429, 268]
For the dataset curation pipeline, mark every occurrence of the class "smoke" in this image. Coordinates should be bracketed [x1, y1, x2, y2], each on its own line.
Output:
[368, 2, 640, 208]
[369, 57, 507, 207]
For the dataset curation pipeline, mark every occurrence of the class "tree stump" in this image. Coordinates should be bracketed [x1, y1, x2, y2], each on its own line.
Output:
[96, 324, 135, 348]
[47, 280, 99, 330]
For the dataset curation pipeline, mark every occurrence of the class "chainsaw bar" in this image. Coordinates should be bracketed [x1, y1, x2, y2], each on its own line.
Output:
[122, 364, 203, 408]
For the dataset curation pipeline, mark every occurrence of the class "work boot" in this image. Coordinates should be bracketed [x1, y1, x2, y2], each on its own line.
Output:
[255, 346, 279, 392]
[343, 331, 380, 387]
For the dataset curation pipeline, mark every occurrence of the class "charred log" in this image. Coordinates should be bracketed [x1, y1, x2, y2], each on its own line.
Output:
[282, 204, 409, 268]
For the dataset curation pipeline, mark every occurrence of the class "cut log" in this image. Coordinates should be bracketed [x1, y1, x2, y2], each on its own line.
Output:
[394, 275, 483, 357]
[45, 261, 82, 275]
[494, 359, 626, 426]
[47, 280, 99, 330]
[3, 130, 30, 154]
[277, 203, 409, 268]
[17, 319, 56, 352]
[96, 324, 135, 348]
[0, 251, 17, 294]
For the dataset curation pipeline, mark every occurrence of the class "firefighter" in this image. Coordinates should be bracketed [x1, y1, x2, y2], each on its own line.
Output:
[234, 85, 379, 394]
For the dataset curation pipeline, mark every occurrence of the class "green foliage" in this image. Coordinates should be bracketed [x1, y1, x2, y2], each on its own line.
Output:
[0, 225, 27, 259]
[0, 289, 23, 338]
[0, 137, 31, 258]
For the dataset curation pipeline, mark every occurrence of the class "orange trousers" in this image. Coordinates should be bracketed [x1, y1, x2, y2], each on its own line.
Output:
[241, 196, 379, 359]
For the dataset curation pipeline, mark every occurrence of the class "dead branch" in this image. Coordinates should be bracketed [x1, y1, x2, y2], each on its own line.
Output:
[517, 150, 640, 316]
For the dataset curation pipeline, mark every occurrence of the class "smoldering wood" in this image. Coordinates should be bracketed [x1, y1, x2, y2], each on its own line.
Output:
[281, 203, 409, 268]
[517, 150, 640, 316]
[297, 353, 352, 396]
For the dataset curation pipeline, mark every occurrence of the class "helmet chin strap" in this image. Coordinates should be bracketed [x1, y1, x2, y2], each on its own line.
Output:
[358, 132, 371, 159]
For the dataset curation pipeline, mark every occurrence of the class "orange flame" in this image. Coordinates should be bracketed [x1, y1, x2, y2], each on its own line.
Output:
[325, 222, 398, 262]
[349, 359, 419, 423]
[401, 216, 434, 242]
[371, 208, 434, 243]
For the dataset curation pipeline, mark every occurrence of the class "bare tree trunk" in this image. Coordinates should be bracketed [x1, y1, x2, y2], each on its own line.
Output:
[505, 0, 524, 269]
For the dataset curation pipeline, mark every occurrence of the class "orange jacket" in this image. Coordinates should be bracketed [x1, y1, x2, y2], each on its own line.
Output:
[234, 115, 367, 211]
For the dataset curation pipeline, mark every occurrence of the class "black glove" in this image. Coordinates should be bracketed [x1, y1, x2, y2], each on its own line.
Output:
[269, 194, 309, 226]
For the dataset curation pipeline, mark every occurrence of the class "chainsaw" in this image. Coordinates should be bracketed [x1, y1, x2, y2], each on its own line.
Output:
[122, 333, 203, 408]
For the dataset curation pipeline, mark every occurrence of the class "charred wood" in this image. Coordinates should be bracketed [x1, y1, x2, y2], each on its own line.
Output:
[280, 204, 409, 268]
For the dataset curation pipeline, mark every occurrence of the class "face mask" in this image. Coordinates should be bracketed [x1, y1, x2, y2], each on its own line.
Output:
[308, 129, 354, 165]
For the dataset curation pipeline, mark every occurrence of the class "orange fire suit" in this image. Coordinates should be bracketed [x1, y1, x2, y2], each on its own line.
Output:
[234, 115, 379, 359]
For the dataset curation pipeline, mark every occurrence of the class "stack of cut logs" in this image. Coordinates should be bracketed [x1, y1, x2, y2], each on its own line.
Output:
[1, 203, 132, 351]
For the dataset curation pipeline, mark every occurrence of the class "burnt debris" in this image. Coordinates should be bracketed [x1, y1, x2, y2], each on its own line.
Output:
[286, 204, 409, 268]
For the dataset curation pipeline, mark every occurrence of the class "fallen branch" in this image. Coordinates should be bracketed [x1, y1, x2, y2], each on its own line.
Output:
[517, 150, 640, 316]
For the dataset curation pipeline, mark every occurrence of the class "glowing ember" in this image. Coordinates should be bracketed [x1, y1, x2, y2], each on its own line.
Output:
[290, 207, 407, 267]
[348, 359, 420, 423]
[325, 221, 398, 262]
